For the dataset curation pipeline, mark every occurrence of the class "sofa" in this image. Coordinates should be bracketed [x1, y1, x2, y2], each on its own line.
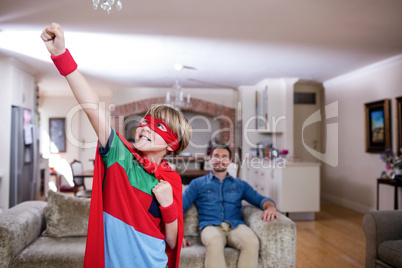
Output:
[0, 190, 90, 268]
[0, 190, 297, 268]
[180, 203, 296, 268]
[362, 210, 402, 268]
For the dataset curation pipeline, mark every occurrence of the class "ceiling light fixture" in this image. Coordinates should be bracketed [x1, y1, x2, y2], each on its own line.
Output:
[174, 64, 197, 71]
[166, 79, 191, 109]
[92, 0, 122, 14]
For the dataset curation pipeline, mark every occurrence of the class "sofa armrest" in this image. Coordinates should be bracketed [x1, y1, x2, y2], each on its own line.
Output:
[362, 210, 402, 268]
[242, 206, 296, 268]
[0, 201, 47, 267]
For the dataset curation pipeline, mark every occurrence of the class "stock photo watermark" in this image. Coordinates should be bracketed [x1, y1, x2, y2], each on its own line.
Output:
[62, 100, 338, 168]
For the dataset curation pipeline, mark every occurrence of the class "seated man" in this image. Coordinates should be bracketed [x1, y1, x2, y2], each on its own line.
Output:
[182, 144, 278, 268]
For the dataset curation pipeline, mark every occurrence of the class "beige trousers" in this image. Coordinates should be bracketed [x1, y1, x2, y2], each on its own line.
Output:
[200, 222, 259, 268]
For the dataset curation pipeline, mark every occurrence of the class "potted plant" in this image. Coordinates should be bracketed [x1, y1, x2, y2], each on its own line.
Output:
[380, 149, 402, 175]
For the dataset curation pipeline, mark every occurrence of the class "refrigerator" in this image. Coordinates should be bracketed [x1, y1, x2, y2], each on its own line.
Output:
[9, 106, 40, 208]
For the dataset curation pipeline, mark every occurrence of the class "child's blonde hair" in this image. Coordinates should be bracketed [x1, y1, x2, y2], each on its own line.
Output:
[145, 104, 192, 156]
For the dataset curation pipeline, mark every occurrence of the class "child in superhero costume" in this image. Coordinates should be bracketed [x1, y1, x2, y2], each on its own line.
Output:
[41, 23, 192, 268]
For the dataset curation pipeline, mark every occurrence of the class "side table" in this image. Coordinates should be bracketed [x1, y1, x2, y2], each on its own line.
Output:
[377, 178, 402, 210]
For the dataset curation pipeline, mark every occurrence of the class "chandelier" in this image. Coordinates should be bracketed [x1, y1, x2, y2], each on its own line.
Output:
[93, 0, 122, 14]
[166, 79, 191, 109]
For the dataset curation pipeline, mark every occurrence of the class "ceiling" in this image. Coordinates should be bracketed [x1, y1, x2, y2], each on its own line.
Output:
[1, 0, 401, 95]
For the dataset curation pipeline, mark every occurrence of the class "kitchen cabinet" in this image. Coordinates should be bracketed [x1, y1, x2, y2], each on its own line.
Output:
[244, 159, 320, 214]
[255, 85, 286, 133]
[10, 64, 36, 110]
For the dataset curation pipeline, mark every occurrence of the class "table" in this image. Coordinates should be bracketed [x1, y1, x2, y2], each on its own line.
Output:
[73, 170, 94, 179]
[377, 178, 402, 210]
[73, 170, 94, 189]
[50, 170, 93, 191]
[166, 156, 206, 170]
[176, 169, 210, 184]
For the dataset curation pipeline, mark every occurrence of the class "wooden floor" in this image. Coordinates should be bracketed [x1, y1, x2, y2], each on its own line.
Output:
[295, 203, 366, 268]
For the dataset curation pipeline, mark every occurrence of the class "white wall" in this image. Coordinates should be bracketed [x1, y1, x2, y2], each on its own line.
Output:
[323, 54, 402, 213]
[40, 96, 80, 161]
[39, 94, 112, 173]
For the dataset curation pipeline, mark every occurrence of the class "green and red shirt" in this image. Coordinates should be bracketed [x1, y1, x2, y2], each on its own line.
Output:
[84, 129, 183, 268]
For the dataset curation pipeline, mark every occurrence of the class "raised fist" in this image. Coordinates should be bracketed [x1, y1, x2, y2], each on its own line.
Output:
[40, 22, 66, 56]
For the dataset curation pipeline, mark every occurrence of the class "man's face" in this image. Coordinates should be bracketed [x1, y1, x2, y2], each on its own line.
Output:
[210, 148, 232, 173]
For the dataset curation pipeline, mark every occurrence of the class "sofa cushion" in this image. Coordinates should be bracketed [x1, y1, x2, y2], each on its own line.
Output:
[10, 236, 86, 268]
[183, 204, 200, 237]
[179, 242, 240, 268]
[378, 240, 402, 268]
[42, 191, 90, 238]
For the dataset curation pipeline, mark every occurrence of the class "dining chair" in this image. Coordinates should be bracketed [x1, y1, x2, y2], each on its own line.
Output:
[70, 160, 92, 198]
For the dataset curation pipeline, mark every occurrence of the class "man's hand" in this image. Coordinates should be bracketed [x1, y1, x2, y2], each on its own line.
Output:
[152, 180, 173, 207]
[261, 206, 278, 222]
[261, 200, 279, 222]
[40, 22, 66, 56]
[182, 237, 192, 248]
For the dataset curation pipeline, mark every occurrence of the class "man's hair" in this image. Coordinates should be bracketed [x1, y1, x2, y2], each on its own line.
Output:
[211, 144, 232, 159]
[145, 104, 192, 155]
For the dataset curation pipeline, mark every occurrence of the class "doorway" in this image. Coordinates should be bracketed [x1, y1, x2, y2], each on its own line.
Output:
[293, 81, 324, 162]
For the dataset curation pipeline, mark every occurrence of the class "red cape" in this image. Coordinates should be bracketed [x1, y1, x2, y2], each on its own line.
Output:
[84, 132, 183, 268]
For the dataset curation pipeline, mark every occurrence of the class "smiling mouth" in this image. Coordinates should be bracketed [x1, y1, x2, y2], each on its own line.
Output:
[140, 135, 151, 142]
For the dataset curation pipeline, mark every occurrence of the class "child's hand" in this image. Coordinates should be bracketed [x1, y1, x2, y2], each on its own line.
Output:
[40, 22, 66, 56]
[152, 180, 173, 207]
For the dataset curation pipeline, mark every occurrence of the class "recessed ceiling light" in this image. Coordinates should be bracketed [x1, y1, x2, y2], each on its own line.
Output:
[174, 64, 197, 71]
[174, 64, 183, 71]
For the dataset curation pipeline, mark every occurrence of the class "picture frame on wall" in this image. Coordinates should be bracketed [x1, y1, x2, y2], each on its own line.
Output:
[49, 118, 66, 153]
[364, 99, 391, 153]
[396, 96, 402, 156]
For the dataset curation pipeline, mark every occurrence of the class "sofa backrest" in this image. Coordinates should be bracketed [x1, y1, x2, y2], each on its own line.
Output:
[182, 184, 200, 237]
[183, 204, 199, 237]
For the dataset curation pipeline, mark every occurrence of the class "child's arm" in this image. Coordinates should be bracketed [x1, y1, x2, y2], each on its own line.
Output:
[152, 180, 178, 249]
[41, 23, 111, 147]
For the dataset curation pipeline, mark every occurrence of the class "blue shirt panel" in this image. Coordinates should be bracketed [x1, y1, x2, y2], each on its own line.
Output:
[182, 171, 275, 229]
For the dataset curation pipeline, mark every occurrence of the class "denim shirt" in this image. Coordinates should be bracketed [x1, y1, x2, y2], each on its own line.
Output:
[182, 171, 275, 230]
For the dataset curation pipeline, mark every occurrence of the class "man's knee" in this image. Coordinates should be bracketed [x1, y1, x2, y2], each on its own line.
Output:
[244, 232, 259, 250]
[234, 226, 259, 250]
[201, 227, 226, 249]
[204, 232, 225, 248]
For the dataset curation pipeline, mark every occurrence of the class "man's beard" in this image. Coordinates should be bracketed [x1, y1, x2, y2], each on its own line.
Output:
[213, 166, 227, 173]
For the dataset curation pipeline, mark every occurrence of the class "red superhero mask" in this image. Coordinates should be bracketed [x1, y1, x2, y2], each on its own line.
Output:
[138, 115, 180, 152]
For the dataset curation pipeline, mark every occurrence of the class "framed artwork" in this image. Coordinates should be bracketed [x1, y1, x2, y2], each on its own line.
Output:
[49, 118, 66, 153]
[396, 96, 402, 156]
[364, 99, 391, 153]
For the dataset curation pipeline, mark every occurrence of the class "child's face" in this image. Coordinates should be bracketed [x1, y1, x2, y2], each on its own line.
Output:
[134, 119, 172, 153]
